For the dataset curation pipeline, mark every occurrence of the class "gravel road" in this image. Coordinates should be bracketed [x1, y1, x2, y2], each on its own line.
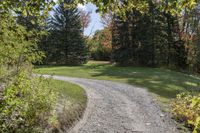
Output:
[43, 75, 178, 133]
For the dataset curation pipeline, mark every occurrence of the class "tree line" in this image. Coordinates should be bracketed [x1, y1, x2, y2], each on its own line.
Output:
[38, 0, 200, 73]
[111, 1, 200, 73]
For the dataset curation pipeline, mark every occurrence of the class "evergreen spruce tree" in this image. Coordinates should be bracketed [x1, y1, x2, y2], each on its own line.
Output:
[112, 7, 161, 66]
[43, 0, 88, 65]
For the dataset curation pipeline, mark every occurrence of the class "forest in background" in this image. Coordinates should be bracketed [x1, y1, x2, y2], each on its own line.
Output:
[40, 1, 200, 74]
[112, 1, 200, 73]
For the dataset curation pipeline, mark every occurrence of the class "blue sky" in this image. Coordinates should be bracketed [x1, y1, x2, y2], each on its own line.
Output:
[77, 3, 104, 36]
[51, 1, 104, 36]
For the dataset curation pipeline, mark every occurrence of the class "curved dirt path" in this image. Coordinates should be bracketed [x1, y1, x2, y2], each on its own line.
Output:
[43, 75, 178, 133]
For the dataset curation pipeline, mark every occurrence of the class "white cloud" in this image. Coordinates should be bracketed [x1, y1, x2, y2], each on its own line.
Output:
[77, 4, 87, 11]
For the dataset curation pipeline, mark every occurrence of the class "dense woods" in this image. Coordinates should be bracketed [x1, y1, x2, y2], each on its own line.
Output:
[112, 2, 200, 73]
[33, 0, 200, 73]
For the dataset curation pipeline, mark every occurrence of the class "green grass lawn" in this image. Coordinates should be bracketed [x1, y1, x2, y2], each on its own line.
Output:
[35, 61, 200, 106]
[50, 79, 87, 105]
[49, 79, 87, 129]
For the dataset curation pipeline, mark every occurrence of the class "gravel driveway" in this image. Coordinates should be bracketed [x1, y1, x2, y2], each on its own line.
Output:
[43, 75, 178, 133]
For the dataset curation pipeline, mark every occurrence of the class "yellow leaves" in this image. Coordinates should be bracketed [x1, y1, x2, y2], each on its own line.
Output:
[64, 2, 78, 9]
[191, 96, 200, 107]
[172, 92, 200, 132]
[189, 0, 197, 9]
[160, 0, 197, 16]
[1, 72, 58, 132]
[1, 0, 198, 18]
[181, 0, 197, 9]
[193, 117, 200, 133]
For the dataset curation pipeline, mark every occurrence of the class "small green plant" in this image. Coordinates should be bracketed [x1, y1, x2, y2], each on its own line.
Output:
[0, 72, 58, 133]
[172, 92, 200, 133]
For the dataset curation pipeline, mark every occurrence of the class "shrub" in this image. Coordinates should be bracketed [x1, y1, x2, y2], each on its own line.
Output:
[172, 92, 200, 133]
[0, 71, 58, 133]
[0, 5, 58, 133]
[87, 28, 112, 61]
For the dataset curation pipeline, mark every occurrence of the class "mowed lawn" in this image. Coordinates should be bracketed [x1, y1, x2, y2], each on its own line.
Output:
[49, 79, 87, 126]
[50, 79, 87, 105]
[35, 61, 200, 106]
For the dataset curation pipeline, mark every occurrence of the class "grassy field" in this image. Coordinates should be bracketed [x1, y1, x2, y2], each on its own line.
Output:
[50, 79, 87, 104]
[35, 61, 200, 106]
[49, 79, 87, 130]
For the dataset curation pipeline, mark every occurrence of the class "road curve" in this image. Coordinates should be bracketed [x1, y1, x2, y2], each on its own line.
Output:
[43, 75, 178, 133]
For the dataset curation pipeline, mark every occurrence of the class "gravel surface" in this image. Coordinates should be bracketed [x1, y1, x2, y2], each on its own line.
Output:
[43, 75, 178, 133]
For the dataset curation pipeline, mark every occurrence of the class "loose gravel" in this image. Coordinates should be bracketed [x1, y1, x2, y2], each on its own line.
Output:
[43, 75, 178, 133]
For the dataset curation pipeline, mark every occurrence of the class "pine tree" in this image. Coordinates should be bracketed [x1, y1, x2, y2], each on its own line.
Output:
[112, 7, 159, 66]
[112, 10, 142, 66]
[42, 0, 88, 65]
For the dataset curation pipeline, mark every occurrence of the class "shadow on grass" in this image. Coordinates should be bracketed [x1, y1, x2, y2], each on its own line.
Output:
[35, 63, 200, 99]
[90, 66, 200, 99]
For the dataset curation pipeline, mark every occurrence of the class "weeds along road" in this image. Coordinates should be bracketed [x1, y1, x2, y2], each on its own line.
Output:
[43, 75, 178, 133]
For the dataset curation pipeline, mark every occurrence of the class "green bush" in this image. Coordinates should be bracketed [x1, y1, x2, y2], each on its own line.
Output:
[0, 72, 58, 133]
[0, 4, 59, 133]
[86, 28, 112, 61]
[172, 92, 200, 133]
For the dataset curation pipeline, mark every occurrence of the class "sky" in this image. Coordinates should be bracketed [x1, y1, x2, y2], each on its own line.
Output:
[77, 3, 104, 36]
[51, 1, 104, 36]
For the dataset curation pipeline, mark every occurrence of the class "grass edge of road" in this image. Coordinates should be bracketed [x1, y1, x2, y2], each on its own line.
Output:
[49, 79, 87, 131]
[34, 61, 200, 107]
